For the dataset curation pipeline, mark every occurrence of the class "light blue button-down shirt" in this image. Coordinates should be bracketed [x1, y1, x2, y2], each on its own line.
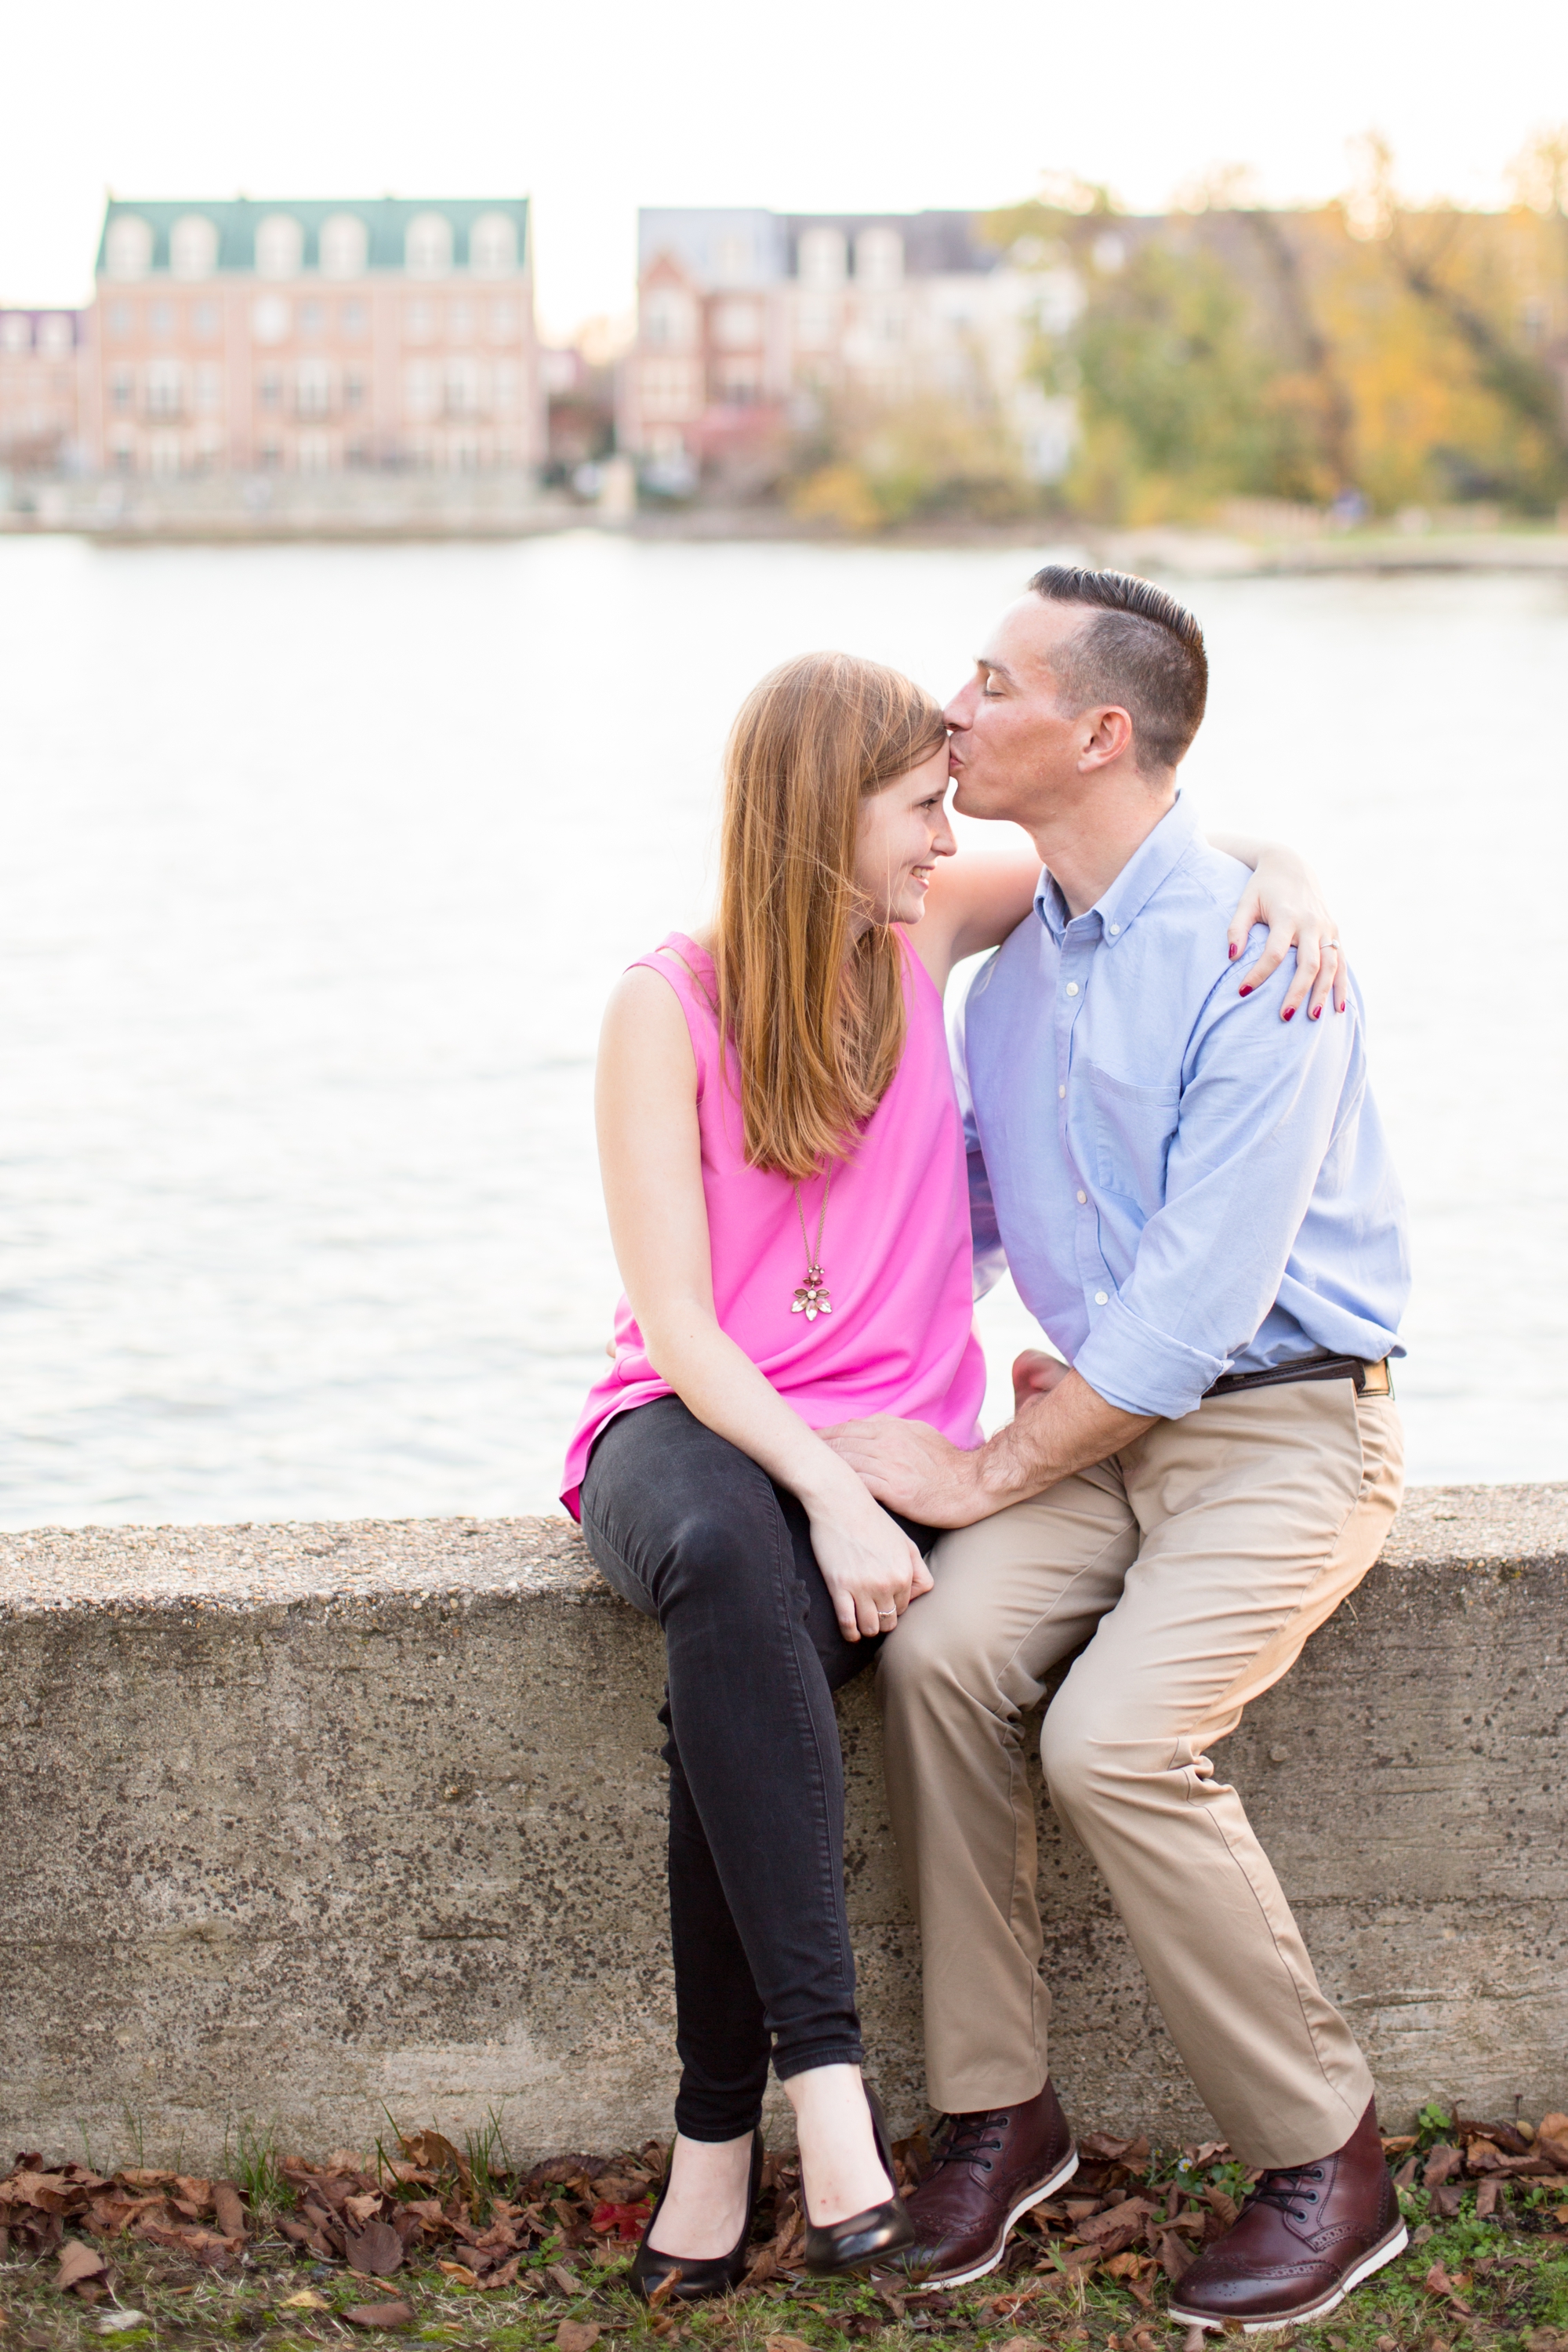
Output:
[955, 795, 1410, 1420]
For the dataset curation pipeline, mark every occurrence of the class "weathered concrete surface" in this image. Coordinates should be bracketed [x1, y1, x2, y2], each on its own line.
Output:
[2, 1486, 1563, 2169]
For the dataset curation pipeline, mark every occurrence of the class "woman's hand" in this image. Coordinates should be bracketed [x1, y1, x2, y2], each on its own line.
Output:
[1218, 840, 1348, 1022]
[1012, 1349, 1072, 1413]
[807, 1483, 933, 1642]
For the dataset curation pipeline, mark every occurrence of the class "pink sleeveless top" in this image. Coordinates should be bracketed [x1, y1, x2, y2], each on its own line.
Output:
[560, 931, 985, 1519]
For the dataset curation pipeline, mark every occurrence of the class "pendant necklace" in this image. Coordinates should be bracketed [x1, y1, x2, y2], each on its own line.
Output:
[790, 1169, 833, 1322]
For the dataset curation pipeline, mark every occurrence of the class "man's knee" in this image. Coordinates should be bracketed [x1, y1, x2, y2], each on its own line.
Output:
[878, 1583, 1010, 1722]
[1039, 1689, 1160, 1824]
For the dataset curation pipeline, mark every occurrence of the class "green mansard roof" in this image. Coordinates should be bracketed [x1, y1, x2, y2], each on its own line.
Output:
[94, 197, 530, 275]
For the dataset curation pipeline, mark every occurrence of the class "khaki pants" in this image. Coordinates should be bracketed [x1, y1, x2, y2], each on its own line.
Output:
[877, 1378, 1403, 2169]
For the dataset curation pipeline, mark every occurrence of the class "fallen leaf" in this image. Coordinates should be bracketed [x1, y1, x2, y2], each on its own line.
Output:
[397, 2130, 472, 2189]
[345, 2220, 405, 2278]
[994, 2338, 1042, 2352]
[343, 2301, 417, 2331]
[1392, 2154, 1420, 2189]
[546, 2262, 582, 2297]
[1380, 2136, 1417, 2154]
[1541, 2114, 1568, 2143]
[764, 2337, 814, 2352]
[280, 2290, 331, 2310]
[557, 2325, 602, 2352]
[211, 2181, 247, 2238]
[1159, 2230, 1196, 2283]
[1424, 2261, 1473, 2315]
[1428, 2183, 1465, 2220]
[345, 2190, 384, 2225]
[1476, 2179, 1502, 2218]
[93, 2318, 151, 2337]
[1423, 2145, 1463, 2190]
[436, 2259, 480, 2285]
[56, 2240, 108, 2292]
[478, 2256, 521, 2291]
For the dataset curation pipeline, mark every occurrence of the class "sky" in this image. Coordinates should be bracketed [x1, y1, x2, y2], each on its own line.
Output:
[3, 0, 1566, 340]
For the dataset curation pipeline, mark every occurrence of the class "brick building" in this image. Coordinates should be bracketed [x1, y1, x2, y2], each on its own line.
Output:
[0, 309, 90, 474]
[620, 207, 1077, 490]
[85, 198, 543, 477]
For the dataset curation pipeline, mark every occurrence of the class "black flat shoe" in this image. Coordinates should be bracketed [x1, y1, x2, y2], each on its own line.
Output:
[804, 2081, 916, 2278]
[630, 2129, 764, 2303]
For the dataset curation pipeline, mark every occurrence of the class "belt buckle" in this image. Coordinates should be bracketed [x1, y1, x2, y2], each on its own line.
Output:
[1358, 1358, 1392, 1398]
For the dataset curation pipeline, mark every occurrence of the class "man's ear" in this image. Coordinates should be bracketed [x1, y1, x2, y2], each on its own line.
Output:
[1079, 705, 1134, 770]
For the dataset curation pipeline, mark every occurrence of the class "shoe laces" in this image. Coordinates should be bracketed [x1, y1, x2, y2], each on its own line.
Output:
[1247, 2161, 1326, 2223]
[933, 2111, 1011, 2175]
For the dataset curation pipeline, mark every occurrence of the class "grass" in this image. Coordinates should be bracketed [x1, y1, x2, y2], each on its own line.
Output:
[3, 2182, 1564, 2352]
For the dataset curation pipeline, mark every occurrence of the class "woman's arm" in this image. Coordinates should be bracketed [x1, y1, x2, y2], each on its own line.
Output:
[1210, 833, 1347, 1020]
[908, 829, 1347, 1021]
[595, 966, 931, 1640]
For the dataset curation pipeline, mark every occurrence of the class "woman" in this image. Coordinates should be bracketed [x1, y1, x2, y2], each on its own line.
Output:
[561, 652, 1341, 2296]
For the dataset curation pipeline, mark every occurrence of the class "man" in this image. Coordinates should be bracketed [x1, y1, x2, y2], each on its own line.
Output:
[827, 568, 1410, 2332]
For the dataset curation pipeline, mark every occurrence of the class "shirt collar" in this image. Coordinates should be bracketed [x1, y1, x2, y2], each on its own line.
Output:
[1034, 792, 1200, 948]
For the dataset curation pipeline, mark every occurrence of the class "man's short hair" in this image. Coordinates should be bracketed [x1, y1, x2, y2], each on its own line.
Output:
[1027, 564, 1208, 775]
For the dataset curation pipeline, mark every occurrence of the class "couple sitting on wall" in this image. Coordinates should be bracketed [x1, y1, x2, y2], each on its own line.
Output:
[559, 567, 1410, 2334]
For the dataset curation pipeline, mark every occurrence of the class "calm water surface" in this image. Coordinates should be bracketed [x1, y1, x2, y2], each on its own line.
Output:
[2, 532, 1565, 1526]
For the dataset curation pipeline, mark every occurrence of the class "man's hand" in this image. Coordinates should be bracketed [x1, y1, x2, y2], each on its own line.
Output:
[825, 1371, 1157, 1530]
[818, 1417, 991, 1529]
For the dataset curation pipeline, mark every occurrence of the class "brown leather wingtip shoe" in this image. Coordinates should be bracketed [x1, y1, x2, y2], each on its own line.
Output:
[1170, 2098, 1407, 2333]
[901, 2078, 1078, 2290]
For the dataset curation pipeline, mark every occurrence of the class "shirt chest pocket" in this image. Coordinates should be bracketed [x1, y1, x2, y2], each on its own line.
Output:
[1079, 1061, 1181, 1207]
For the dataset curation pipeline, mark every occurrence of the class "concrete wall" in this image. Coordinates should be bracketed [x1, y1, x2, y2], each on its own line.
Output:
[2, 1484, 1564, 2170]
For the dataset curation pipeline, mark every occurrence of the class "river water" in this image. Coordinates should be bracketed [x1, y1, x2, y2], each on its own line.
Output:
[2, 530, 1564, 1526]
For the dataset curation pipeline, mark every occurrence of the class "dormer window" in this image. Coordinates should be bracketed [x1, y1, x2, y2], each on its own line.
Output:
[405, 214, 453, 278]
[320, 214, 368, 279]
[171, 216, 219, 280]
[469, 213, 517, 275]
[256, 215, 304, 280]
[105, 215, 154, 281]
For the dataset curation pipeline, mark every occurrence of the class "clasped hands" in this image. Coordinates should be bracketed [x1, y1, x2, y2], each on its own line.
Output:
[820, 1348, 1073, 1530]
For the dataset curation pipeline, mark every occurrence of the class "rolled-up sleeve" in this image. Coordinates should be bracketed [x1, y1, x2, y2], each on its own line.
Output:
[1073, 956, 1358, 1418]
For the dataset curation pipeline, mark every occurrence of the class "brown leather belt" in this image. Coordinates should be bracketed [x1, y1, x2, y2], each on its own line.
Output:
[1204, 1352, 1393, 1401]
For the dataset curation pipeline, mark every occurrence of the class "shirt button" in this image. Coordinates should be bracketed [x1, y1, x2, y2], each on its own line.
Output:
[1094, 1290, 1109, 1305]
[1058, 1084, 1066, 1099]
[1109, 924, 1120, 936]
[1065, 982, 1080, 996]
[1076, 1189, 1087, 1204]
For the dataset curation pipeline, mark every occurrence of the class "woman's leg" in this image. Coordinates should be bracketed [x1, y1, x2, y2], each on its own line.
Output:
[582, 1396, 928, 2240]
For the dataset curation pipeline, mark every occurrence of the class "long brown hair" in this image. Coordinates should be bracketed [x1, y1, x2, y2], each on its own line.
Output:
[713, 652, 947, 1178]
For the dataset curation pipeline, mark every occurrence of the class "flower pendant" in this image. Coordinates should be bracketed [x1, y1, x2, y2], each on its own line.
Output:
[791, 1264, 832, 1322]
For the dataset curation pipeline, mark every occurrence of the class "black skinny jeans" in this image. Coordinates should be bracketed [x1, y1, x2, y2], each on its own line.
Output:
[579, 1394, 937, 2142]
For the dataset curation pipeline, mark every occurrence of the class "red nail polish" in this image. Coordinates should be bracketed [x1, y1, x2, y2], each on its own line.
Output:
[1283, 1007, 1295, 1022]
[1229, 943, 1238, 959]
[1238, 984, 1252, 996]
[1311, 1006, 1322, 1019]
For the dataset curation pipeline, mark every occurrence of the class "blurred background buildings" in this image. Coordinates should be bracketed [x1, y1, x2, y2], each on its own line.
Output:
[2, 146, 1566, 533]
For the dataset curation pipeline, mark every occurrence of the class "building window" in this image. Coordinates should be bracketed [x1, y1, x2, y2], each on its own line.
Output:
[469, 213, 517, 275]
[404, 360, 437, 417]
[448, 301, 474, 344]
[795, 299, 836, 350]
[488, 299, 518, 341]
[149, 303, 174, 341]
[259, 370, 282, 408]
[296, 359, 332, 416]
[344, 372, 365, 408]
[150, 430, 182, 476]
[320, 213, 368, 279]
[493, 362, 517, 411]
[107, 302, 132, 340]
[38, 314, 73, 357]
[252, 296, 291, 345]
[105, 215, 154, 281]
[111, 430, 136, 471]
[445, 356, 481, 416]
[639, 358, 701, 419]
[405, 213, 452, 278]
[644, 287, 697, 348]
[714, 233, 753, 283]
[798, 227, 846, 289]
[170, 215, 219, 281]
[0, 314, 28, 354]
[713, 299, 761, 350]
[256, 215, 304, 280]
[862, 296, 906, 346]
[717, 359, 760, 404]
[298, 430, 333, 472]
[404, 300, 434, 343]
[259, 441, 282, 469]
[110, 365, 134, 411]
[192, 301, 220, 342]
[855, 228, 904, 289]
[299, 302, 324, 340]
[340, 301, 368, 339]
[145, 358, 185, 416]
[195, 363, 223, 412]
